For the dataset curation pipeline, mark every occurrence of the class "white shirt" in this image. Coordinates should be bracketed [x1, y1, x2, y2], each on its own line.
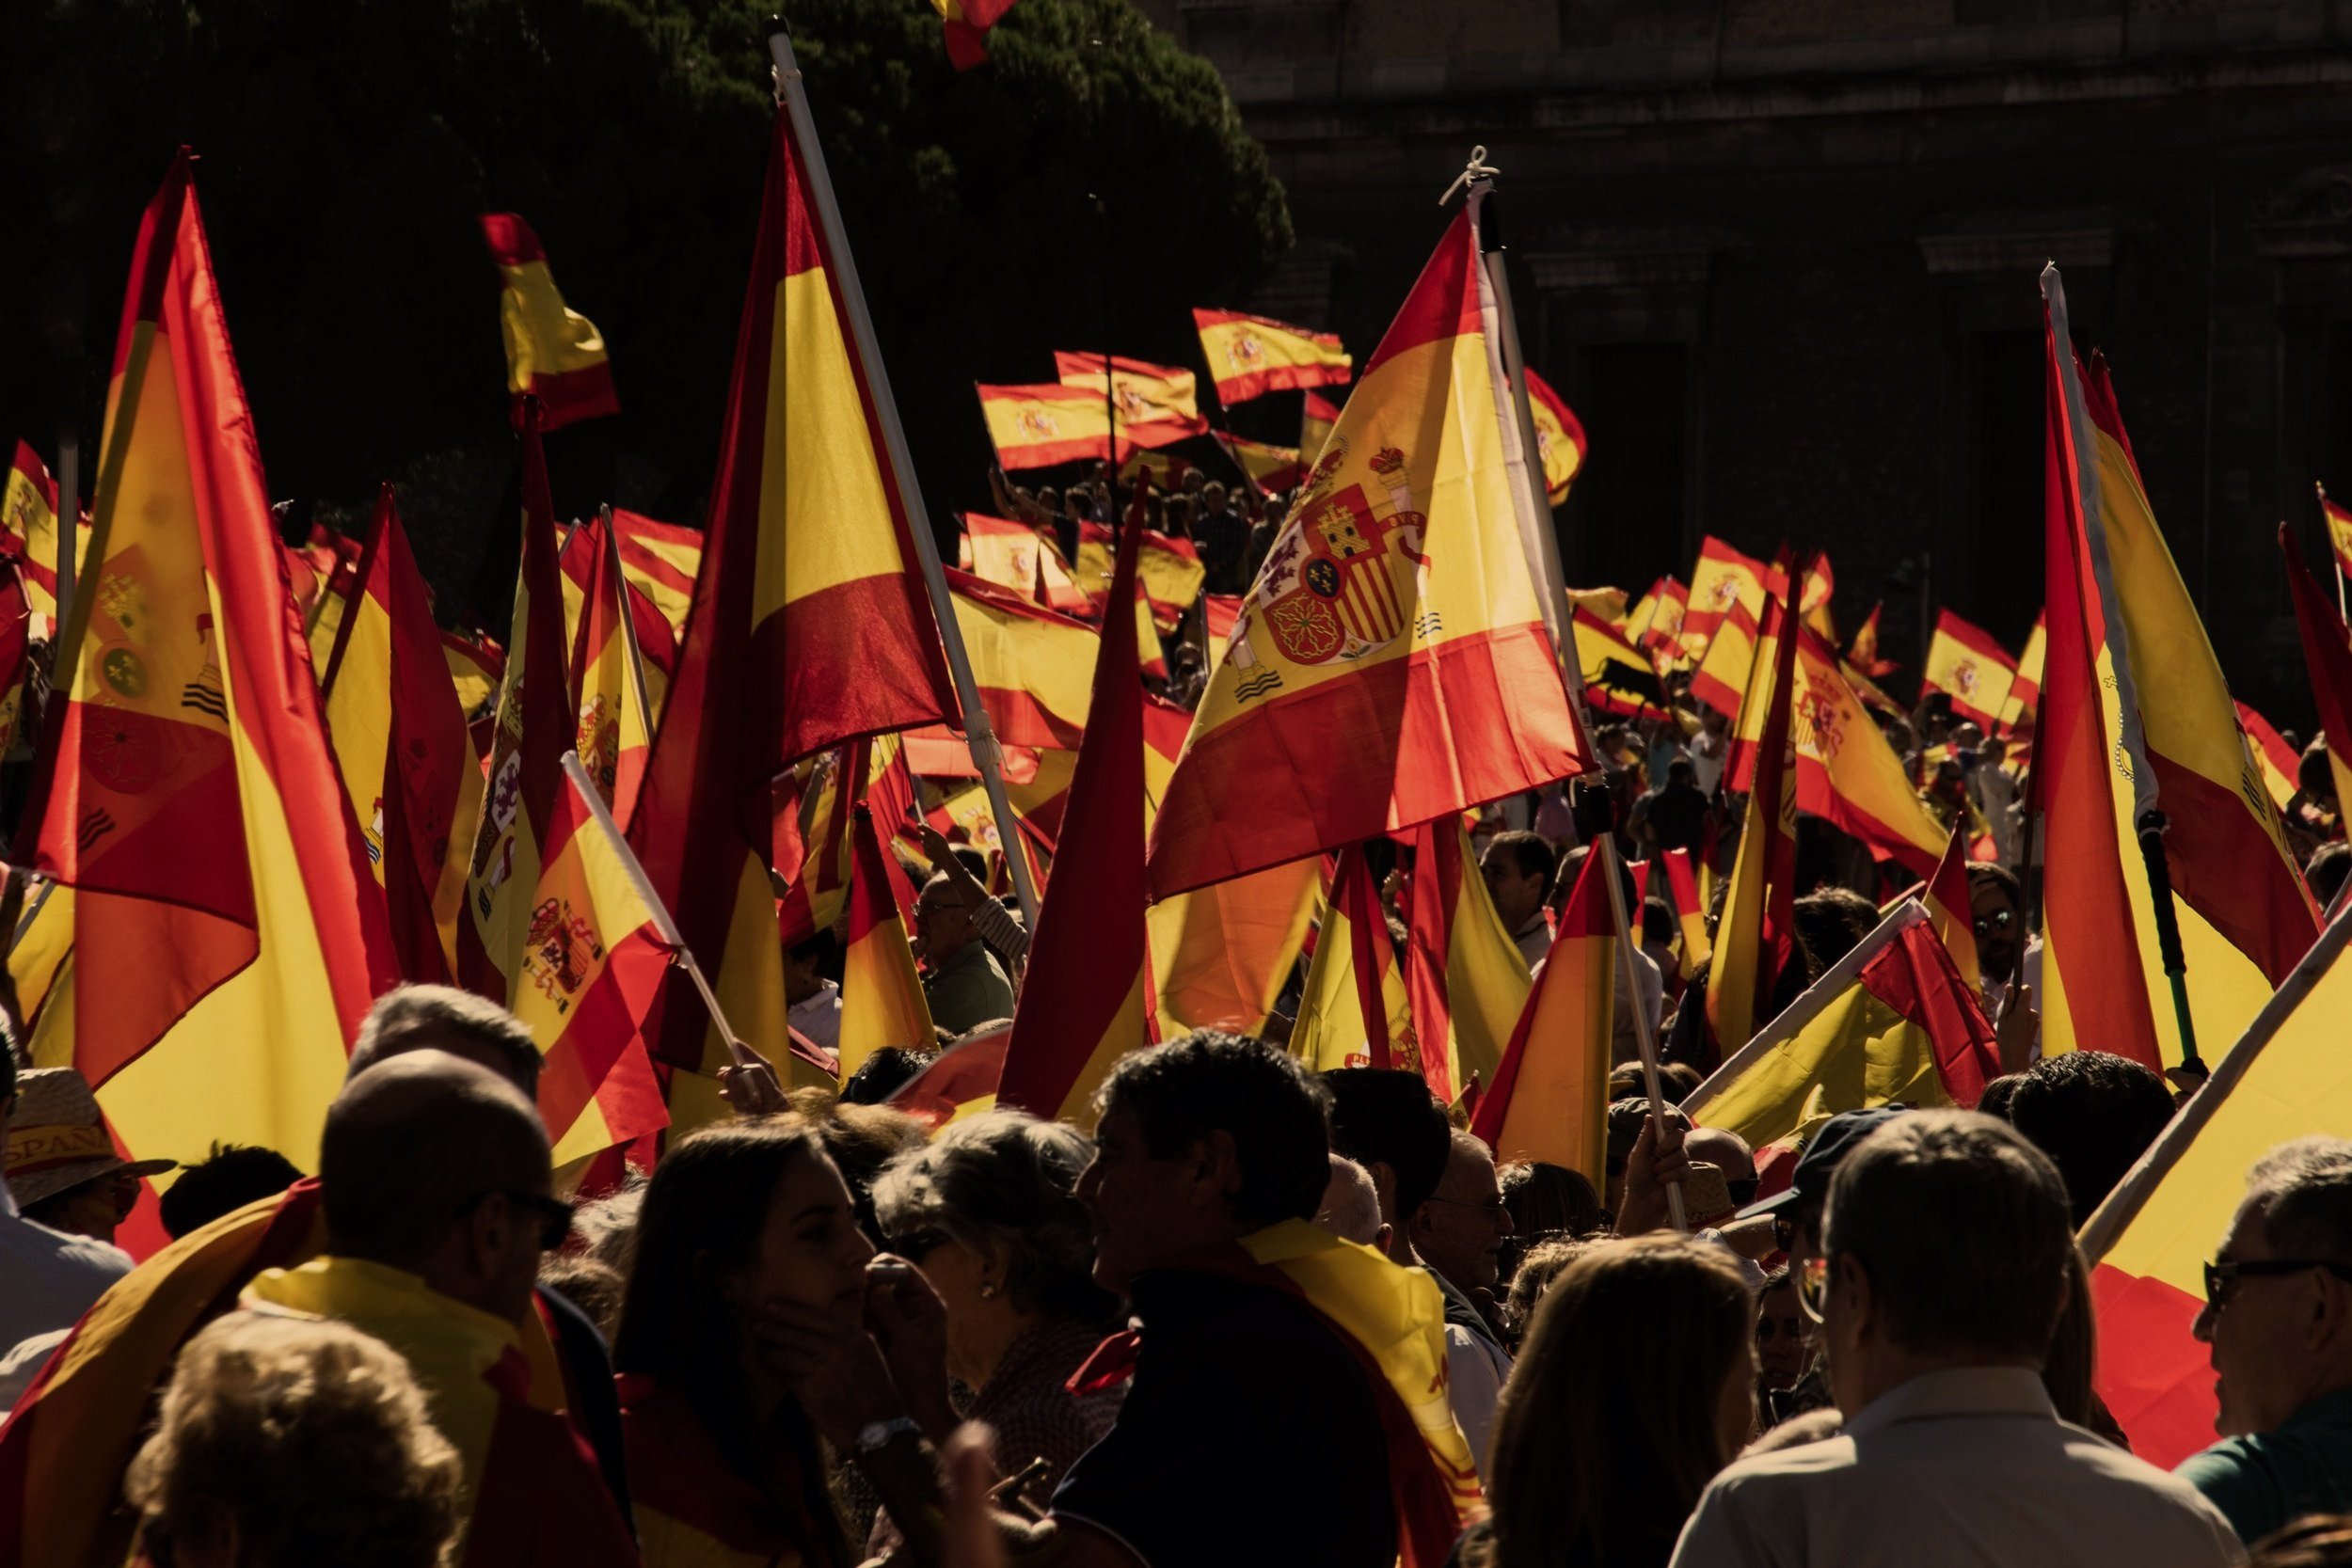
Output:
[0, 1182, 131, 1358]
[787, 979, 842, 1051]
[1443, 1322, 1510, 1472]
[1670, 1366, 2245, 1567]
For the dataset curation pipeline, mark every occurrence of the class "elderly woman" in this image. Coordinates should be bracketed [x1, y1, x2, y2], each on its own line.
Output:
[869, 1110, 1123, 1511]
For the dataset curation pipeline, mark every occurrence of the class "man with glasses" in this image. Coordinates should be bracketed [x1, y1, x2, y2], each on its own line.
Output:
[1408, 1127, 1516, 1462]
[2178, 1136, 2352, 1543]
[1673, 1110, 2239, 1566]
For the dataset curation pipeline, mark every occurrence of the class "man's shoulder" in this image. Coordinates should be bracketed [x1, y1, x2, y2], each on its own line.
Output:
[4, 1213, 133, 1279]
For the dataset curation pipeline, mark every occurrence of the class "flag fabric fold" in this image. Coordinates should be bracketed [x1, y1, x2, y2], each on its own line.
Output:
[1402, 817, 1534, 1106]
[1469, 847, 1614, 1187]
[1922, 610, 2017, 729]
[1052, 351, 1209, 449]
[2281, 527, 2352, 831]
[1288, 847, 1418, 1077]
[1192, 308, 1352, 404]
[836, 804, 936, 1080]
[1706, 592, 1804, 1053]
[479, 214, 618, 431]
[1522, 368, 1587, 507]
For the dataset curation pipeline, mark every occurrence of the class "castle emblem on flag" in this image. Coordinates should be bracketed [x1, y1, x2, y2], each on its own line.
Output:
[524, 895, 605, 1010]
[1795, 675, 1847, 762]
[1249, 438, 1429, 668]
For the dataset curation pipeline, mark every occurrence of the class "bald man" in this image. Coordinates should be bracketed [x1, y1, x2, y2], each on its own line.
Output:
[239, 1052, 632, 1555]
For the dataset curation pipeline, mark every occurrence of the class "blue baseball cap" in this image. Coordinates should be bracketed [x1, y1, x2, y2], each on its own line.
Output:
[1734, 1105, 1911, 1220]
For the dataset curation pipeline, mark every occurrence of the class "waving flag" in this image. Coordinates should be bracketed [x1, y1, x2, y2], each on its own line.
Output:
[1522, 368, 1587, 506]
[318, 488, 484, 981]
[837, 804, 935, 1078]
[612, 508, 700, 648]
[1076, 519, 1204, 634]
[1846, 601, 1899, 679]
[1684, 535, 1771, 657]
[996, 498, 1152, 1125]
[1216, 432, 1307, 497]
[2280, 528, 2352, 825]
[1706, 593, 1804, 1053]
[1690, 599, 1760, 720]
[775, 736, 914, 951]
[1148, 201, 1591, 896]
[1687, 901, 1997, 1155]
[1053, 351, 1209, 449]
[959, 514, 1047, 598]
[1661, 847, 1711, 980]
[12, 153, 394, 1169]
[479, 214, 618, 431]
[561, 513, 660, 827]
[1301, 389, 1342, 466]
[931, 0, 1016, 69]
[1193, 308, 1352, 405]
[1470, 847, 1614, 1187]
[1997, 610, 2046, 736]
[978, 382, 1120, 469]
[1289, 847, 1419, 1076]
[1921, 610, 2017, 729]
[630, 103, 958, 1121]
[2323, 483, 2352, 582]
[1403, 817, 1533, 1106]
[2236, 699, 2302, 816]
[3, 441, 85, 637]
[946, 569, 1096, 749]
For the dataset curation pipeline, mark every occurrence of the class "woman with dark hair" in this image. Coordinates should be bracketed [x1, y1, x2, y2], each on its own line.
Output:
[1460, 1234, 1755, 1568]
[614, 1118, 943, 1568]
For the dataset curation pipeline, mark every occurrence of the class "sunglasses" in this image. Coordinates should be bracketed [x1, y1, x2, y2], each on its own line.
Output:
[2203, 1257, 2352, 1308]
[1972, 909, 2015, 937]
[456, 1188, 576, 1251]
[1797, 1255, 1833, 1323]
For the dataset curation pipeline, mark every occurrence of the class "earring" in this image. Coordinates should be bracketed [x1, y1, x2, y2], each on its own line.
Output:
[979, 1282, 999, 1299]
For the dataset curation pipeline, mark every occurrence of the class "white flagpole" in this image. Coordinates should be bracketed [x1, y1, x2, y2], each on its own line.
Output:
[768, 24, 1039, 930]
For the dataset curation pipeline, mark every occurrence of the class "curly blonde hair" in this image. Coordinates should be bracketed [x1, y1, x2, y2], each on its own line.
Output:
[126, 1313, 461, 1568]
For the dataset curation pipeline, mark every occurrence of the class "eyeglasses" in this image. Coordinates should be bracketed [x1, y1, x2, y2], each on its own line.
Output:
[2203, 1257, 2352, 1308]
[1424, 1196, 1509, 1223]
[456, 1189, 576, 1251]
[1972, 909, 2015, 936]
[1797, 1255, 1833, 1323]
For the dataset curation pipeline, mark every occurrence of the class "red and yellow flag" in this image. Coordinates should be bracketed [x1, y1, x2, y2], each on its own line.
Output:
[1923, 825, 1980, 990]
[1053, 351, 1210, 449]
[479, 213, 618, 431]
[1921, 610, 2017, 729]
[996, 499, 1152, 1125]
[317, 487, 485, 982]
[1638, 576, 1692, 668]
[1689, 597, 1760, 720]
[1688, 902, 1997, 1155]
[3, 440, 87, 638]
[1729, 614, 1947, 880]
[630, 104, 959, 1122]
[978, 382, 1122, 470]
[1289, 846, 1419, 1075]
[12, 154, 395, 1168]
[562, 513, 660, 828]
[1997, 610, 2046, 736]
[2281, 528, 2352, 828]
[1192, 308, 1352, 404]
[1661, 847, 1711, 980]
[1575, 607, 1668, 721]
[931, 0, 1016, 69]
[959, 513, 1047, 599]
[1216, 432, 1307, 497]
[1076, 518, 1206, 634]
[1402, 817, 1534, 1107]
[1801, 552, 1837, 642]
[612, 508, 700, 650]
[1469, 847, 1613, 1187]
[2322, 483, 2352, 582]
[1683, 535, 1771, 657]
[837, 803, 936, 1079]
[1148, 202, 1592, 896]
[946, 569, 1095, 749]
[2084, 906, 2352, 1466]
[1846, 601, 1899, 679]
[1523, 367, 1587, 507]
[2236, 698, 2302, 816]
[1706, 593, 1804, 1053]
[1301, 388, 1342, 465]
[775, 736, 915, 950]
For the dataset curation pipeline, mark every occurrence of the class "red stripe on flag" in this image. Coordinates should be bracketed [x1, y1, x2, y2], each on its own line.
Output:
[2090, 1261, 2218, 1468]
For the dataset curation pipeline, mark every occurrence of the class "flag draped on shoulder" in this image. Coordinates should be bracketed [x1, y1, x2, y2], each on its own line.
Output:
[1921, 610, 2016, 729]
[479, 214, 618, 431]
[2083, 903, 2352, 1467]
[12, 154, 394, 1164]
[1522, 368, 1586, 507]
[1148, 201, 1591, 895]
[1686, 901, 1997, 1156]
[1470, 847, 1613, 1187]
[996, 495, 1152, 1125]
[1192, 308, 1352, 404]
[630, 104, 958, 1117]
[318, 488, 483, 982]
[1705, 591, 1804, 1053]
[836, 804, 934, 1079]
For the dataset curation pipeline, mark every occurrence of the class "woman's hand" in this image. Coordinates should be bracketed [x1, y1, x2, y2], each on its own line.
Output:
[867, 1257, 959, 1444]
[787, 1312, 907, 1449]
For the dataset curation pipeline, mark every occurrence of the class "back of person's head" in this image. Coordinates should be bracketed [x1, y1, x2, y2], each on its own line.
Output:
[1660, 1062, 1705, 1103]
[1607, 1062, 1647, 1103]
[840, 1046, 933, 1105]
[2004, 1051, 2176, 1226]
[1825, 1109, 2071, 1363]
[1975, 1071, 2028, 1121]
[1485, 1235, 1753, 1562]
[1315, 1154, 1384, 1246]
[126, 1313, 460, 1568]
[321, 1052, 549, 1272]
[345, 984, 542, 1099]
[1499, 1160, 1607, 1244]
[1792, 888, 1879, 970]
[2249, 1515, 2352, 1566]
[570, 1177, 644, 1274]
[2309, 843, 2352, 909]
[1501, 1237, 1597, 1346]
[159, 1144, 305, 1240]
[1321, 1067, 1451, 1220]
[1641, 896, 1677, 948]
[871, 1110, 1114, 1324]
[536, 1254, 626, 1341]
[1097, 1031, 1331, 1230]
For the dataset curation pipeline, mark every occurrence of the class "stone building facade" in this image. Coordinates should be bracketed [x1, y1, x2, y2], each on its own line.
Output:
[1134, 0, 2352, 728]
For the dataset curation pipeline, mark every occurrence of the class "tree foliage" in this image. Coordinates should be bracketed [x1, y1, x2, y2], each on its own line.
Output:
[2, 0, 1288, 600]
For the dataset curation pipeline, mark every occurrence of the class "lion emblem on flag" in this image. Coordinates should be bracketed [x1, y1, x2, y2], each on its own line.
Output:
[1249, 440, 1429, 667]
[524, 895, 605, 1010]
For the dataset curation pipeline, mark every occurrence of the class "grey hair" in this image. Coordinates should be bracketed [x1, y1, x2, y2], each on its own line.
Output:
[346, 984, 542, 1099]
[870, 1111, 1114, 1323]
[1317, 1154, 1382, 1245]
[2247, 1136, 2352, 1261]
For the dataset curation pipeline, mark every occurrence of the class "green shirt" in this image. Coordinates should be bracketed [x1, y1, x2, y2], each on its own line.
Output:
[2178, 1383, 2352, 1545]
[924, 936, 1014, 1034]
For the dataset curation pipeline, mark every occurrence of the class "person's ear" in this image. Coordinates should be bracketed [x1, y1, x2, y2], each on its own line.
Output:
[1832, 1254, 1874, 1351]
[1193, 1130, 1243, 1208]
[466, 1194, 520, 1280]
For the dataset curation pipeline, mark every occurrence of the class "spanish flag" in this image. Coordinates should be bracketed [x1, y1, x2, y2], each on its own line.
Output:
[2280, 527, 2352, 827]
[775, 735, 914, 951]
[1638, 575, 1692, 666]
[1148, 202, 1591, 895]
[837, 803, 936, 1079]
[1036, 528, 1091, 616]
[442, 627, 502, 720]
[1706, 591, 1804, 1053]
[2083, 902, 2352, 1465]
[1077, 518, 1206, 635]
[1683, 535, 1771, 657]
[1847, 601, 1899, 679]
[946, 570, 1094, 748]
[479, 213, 618, 432]
[1148, 855, 1321, 1041]
[0, 566, 29, 758]
[1661, 847, 1711, 980]
[1574, 607, 1668, 721]
[978, 381, 1121, 470]
[996, 496, 1152, 1125]
[13, 153, 395, 1159]
[2322, 483, 2352, 582]
[317, 487, 484, 982]
[2, 440, 86, 637]
[2236, 699, 2302, 816]
[1402, 816, 1534, 1106]
[630, 103, 958, 1121]
[1686, 901, 1998, 1155]
[1997, 610, 2046, 736]
[1053, 351, 1210, 449]
[959, 513, 1048, 599]
[1301, 388, 1342, 464]
[561, 512, 660, 828]
[612, 507, 700, 650]
[1689, 598, 1760, 720]
[2040, 268, 2313, 1074]
[1193, 307, 1352, 405]
[931, 0, 1016, 70]
[1469, 847, 1613, 1187]
[1289, 847, 1420, 1077]
[1729, 611, 1947, 880]
[1523, 367, 1587, 507]
[1920, 825, 1981, 990]
[1921, 610, 2017, 729]
[1216, 431, 1307, 497]
[1801, 551, 1838, 641]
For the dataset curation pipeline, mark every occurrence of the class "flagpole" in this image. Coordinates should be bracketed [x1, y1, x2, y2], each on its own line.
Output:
[599, 504, 660, 743]
[53, 434, 76, 634]
[563, 750, 759, 1071]
[769, 23, 1038, 929]
[2322, 483, 2346, 620]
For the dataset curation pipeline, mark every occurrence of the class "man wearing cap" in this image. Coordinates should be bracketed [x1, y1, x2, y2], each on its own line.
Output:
[0, 1055, 151, 1357]
[5, 1065, 177, 1247]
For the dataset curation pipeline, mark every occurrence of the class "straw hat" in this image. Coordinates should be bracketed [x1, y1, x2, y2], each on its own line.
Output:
[5, 1068, 176, 1210]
